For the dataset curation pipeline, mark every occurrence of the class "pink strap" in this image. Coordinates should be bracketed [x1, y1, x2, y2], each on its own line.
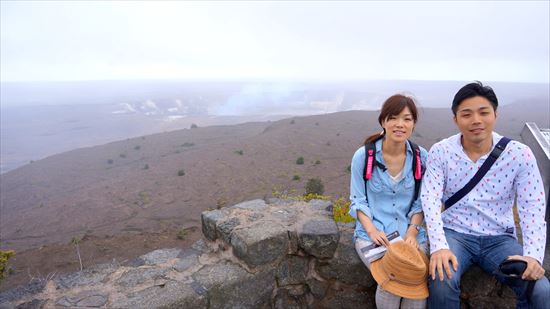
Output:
[415, 149, 422, 179]
[366, 150, 374, 180]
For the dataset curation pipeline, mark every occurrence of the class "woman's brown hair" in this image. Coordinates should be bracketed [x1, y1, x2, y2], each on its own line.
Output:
[364, 94, 419, 145]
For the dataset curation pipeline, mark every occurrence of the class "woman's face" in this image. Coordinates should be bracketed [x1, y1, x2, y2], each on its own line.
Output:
[381, 106, 415, 143]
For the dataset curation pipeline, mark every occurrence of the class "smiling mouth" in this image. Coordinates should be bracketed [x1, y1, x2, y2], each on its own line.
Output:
[470, 128, 484, 134]
[393, 130, 406, 135]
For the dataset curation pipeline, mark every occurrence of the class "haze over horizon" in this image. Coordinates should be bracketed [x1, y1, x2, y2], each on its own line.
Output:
[1, 1, 549, 83]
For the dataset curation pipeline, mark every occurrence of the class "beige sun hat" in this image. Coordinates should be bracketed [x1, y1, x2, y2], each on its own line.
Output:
[370, 241, 429, 299]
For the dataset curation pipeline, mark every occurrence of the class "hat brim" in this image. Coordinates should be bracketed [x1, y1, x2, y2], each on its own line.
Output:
[370, 254, 429, 300]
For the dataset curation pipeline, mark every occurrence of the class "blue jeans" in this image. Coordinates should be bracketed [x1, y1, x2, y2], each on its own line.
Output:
[428, 228, 550, 309]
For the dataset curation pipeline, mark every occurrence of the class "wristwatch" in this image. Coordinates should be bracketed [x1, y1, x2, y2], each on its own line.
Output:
[409, 223, 421, 231]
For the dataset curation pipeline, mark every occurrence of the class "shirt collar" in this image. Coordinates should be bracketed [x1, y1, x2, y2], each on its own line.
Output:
[453, 131, 503, 159]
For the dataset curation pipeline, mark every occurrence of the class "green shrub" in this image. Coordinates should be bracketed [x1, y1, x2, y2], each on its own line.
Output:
[314, 160, 321, 165]
[143, 164, 149, 170]
[181, 142, 195, 147]
[107, 159, 114, 164]
[305, 178, 324, 195]
[177, 228, 188, 240]
[178, 169, 185, 176]
[296, 157, 304, 165]
[190, 123, 198, 129]
[290, 119, 295, 124]
[234, 150, 244, 155]
[119, 153, 126, 158]
[292, 175, 301, 181]
[134, 145, 141, 150]
[0, 250, 15, 282]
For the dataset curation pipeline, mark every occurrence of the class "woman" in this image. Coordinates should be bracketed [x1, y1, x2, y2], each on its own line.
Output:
[349, 94, 429, 308]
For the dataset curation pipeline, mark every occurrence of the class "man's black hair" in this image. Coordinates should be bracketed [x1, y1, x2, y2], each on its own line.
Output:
[452, 81, 498, 115]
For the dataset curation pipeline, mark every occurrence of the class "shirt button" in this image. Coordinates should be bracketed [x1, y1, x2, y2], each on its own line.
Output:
[392, 191, 396, 194]
[395, 218, 398, 220]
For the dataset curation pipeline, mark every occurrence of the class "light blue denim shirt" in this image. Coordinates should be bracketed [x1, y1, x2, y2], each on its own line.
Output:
[349, 138, 428, 244]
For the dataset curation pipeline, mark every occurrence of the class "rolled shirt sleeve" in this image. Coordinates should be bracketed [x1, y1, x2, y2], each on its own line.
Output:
[349, 147, 373, 220]
[515, 146, 547, 264]
[421, 143, 450, 254]
[407, 147, 428, 220]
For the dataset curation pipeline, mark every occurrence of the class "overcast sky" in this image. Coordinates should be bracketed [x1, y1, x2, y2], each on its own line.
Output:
[1, 1, 549, 83]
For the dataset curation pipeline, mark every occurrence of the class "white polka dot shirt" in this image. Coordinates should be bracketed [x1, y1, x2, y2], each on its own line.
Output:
[421, 132, 547, 263]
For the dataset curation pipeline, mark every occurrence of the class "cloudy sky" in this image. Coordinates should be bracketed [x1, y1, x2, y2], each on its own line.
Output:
[1, 1, 549, 83]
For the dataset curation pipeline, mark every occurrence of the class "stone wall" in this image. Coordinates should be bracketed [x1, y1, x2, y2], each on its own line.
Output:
[1, 198, 547, 308]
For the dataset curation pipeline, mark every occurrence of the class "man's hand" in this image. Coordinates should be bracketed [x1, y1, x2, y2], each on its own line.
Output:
[507, 255, 545, 281]
[430, 249, 458, 281]
[367, 229, 390, 247]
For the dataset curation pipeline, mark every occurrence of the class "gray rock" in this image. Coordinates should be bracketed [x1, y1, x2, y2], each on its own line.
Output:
[190, 239, 212, 254]
[270, 207, 299, 222]
[14, 299, 46, 309]
[230, 222, 289, 267]
[316, 229, 373, 287]
[56, 297, 72, 307]
[273, 287, 308, 309]
[76, 295, 107, 307]
[192, 261, 275, 308]
[111, 281, 207, 309]
[172, 252, 199, 273]
[139, 248, 181, 266]
[116, 267, 168, 288]
[126, 257, 145, 267]
[232, 199, 269, 211]
[277, 255, 309, 286]
[287, 230, 299, 254]
[0, 281, 46, 304]
[320, 289, 373, 309]
[217, 217, 240, 244]
[298, 219, 339, 259]
[309, 199, 333, 214]
[55, 262, 119, 289]
[306, 278, 329, 299]
[55, 290, 108, 307]
[201, 209, 229, 241]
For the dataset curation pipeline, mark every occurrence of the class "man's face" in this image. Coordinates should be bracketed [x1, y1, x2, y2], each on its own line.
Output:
[454, 96, 496, 145]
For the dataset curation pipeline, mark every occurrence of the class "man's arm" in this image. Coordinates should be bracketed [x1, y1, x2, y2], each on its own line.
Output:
[512, 146, 547, 280]
[421, 143, 458, 280]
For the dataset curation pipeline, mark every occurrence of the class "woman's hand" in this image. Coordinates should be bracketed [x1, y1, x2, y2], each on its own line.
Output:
[367, 229, 390, 247]
[404, 234, 419, 249]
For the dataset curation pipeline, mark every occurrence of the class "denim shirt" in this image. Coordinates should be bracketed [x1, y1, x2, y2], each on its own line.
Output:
[348, 138, 428, 244]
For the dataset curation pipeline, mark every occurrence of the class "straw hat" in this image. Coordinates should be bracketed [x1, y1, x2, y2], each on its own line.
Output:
[370, 241, 429, 299]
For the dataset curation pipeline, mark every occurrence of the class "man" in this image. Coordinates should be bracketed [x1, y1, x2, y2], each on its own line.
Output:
[421, 81, 550, 308]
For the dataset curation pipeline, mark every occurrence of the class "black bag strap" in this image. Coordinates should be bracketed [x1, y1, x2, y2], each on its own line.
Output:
[444, 137, 511, 210]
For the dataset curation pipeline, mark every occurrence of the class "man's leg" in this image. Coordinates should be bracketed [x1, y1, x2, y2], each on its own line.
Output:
[478, 234, 550, 309]
[428, 229, 475, 309]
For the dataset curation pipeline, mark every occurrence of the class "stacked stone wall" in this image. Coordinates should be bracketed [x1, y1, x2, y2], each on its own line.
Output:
[1, 198, 545, 308]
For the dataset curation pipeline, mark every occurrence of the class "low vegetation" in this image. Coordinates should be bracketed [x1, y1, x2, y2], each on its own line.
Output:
[0, 250, 15, 283]
[271, 189, 354, 223]
[292, 174, 301, 181]
[296, 157, 304, 165]
[305, 178, 324, 195]
[178, 169, 185, 176]
[234, 150, 244, 155]
[177, 228, 188, 240]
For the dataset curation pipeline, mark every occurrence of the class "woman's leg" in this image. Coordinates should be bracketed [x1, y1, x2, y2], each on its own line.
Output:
[355, 238, 402, 309]
[375, 286, 402, 309]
